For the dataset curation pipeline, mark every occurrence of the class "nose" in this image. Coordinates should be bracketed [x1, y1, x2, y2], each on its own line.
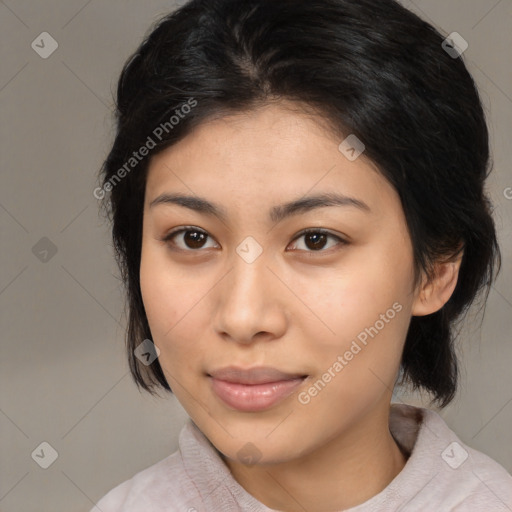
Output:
[213, 248, 288, 345]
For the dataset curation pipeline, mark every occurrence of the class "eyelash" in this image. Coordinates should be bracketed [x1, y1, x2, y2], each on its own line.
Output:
[161, 226, 348, 255]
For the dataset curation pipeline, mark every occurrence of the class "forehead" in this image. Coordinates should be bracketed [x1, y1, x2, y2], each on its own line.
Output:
[145, 103, 398, 220]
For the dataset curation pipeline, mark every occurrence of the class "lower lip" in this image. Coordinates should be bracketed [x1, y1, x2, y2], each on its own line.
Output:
[209, 377, 306, 412]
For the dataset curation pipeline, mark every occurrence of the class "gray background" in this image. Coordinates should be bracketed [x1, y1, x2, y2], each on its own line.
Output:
[0, 1, 511, 511]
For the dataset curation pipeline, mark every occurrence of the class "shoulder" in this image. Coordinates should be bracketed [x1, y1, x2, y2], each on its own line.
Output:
[390, 404, 512, 510]
[90, 421, 208, 512]
[90, 419, 266, 512]
[91, 450, 194, 511]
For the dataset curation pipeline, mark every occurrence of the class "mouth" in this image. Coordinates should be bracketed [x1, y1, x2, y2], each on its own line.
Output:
[207, 366, 308, 412]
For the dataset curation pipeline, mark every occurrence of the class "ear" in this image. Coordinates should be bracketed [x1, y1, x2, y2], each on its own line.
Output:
[411, 250, 464, 317]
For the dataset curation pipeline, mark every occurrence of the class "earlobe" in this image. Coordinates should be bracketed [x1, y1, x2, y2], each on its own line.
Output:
[411, 253, 463, 317]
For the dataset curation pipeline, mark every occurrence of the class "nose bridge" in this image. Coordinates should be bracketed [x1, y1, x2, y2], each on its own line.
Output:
[227, 233, 269, 294]
[228, 250, 269, 306]
[225, 240, 270, 313]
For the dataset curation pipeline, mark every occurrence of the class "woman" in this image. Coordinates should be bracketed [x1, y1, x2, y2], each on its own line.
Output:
[93, 0, 512, 509]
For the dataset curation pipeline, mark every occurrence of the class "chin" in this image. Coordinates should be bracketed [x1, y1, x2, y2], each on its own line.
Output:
[199, 419, 306, 466]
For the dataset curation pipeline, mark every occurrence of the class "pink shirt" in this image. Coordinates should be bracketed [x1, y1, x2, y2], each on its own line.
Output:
[92, 403, 512, 511]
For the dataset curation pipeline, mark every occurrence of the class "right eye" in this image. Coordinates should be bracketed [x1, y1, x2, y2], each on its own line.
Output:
[162, 227, 220, 251]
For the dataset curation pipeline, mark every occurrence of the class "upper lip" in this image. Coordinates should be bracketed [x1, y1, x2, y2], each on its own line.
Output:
[208, 366, 307, 385]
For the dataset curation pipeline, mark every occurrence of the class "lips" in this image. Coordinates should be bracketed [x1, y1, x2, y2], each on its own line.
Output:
[208, 366, 307, 412]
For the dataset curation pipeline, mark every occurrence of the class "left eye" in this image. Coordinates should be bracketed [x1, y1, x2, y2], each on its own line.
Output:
[288, 229, 346, 252]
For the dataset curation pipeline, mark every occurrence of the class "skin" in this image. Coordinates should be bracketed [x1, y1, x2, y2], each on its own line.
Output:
[140, 102, 462, 511]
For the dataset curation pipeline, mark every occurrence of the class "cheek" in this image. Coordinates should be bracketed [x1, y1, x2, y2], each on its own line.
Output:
[139, 250, 174, 334]
[293, 249, 413, 391]
[299, 253, 411, 344]
[139, 245, 211, 370]
[140, 241, 194, 330]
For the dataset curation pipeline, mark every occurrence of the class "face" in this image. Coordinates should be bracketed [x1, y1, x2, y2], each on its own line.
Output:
[140, 102, 420, 465]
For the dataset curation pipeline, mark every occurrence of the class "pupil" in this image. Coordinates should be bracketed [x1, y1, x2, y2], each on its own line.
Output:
[185, 231, 206, 249]
[306, 233, 326, 250]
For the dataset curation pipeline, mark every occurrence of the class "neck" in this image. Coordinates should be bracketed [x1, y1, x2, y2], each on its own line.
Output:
[223, 403, 408, 512]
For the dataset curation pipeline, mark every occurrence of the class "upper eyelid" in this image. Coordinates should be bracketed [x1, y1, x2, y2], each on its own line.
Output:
[163, 225, 208, 240]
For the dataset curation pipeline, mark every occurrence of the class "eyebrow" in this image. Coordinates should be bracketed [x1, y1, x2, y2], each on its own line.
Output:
[149, 192, 371, 224]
